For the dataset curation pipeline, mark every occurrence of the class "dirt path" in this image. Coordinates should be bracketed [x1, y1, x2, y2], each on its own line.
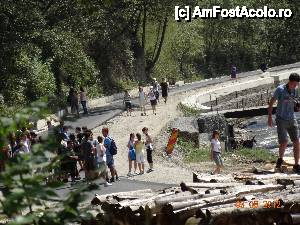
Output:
[92, 76, 266, 184]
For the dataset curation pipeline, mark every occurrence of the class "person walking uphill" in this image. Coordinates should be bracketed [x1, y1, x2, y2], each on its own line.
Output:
[268, 73, 300, 174]
[138, 87, 147, 116]
[142, 127, 154, 173]
[123, 90, 132, 116]
[160, 78, 169, 104]
[102, 127, 119, 182]
[148, 87, 157, 115]
[80, 87, 88, 115]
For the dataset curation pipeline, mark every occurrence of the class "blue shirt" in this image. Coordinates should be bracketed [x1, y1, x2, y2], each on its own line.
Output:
[104, 136, 112, 157]
[273, 84, 298, 121]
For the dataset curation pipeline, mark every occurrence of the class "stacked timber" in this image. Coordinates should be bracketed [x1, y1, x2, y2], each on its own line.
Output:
[88, 171, 300, 225]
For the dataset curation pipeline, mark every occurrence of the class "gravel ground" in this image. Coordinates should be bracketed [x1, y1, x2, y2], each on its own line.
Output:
[91, 76, 271, 184]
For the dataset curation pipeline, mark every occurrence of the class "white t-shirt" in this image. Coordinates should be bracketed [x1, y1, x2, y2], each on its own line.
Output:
[95, 141, 106, 162]
[211, 139, 221, 153]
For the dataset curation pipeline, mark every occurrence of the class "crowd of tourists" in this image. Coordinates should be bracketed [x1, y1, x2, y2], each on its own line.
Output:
[0, 118, 156, 186]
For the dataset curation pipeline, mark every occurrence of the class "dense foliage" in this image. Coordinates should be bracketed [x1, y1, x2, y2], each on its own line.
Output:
[0, 0, 299, 110]
[0, 102, 97, 224]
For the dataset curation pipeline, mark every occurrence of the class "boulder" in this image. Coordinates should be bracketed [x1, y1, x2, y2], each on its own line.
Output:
[197, 114, 227, 135]
[170, 117, 199, 146]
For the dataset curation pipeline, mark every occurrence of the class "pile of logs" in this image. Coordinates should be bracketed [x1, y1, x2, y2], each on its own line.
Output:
[88, 171, 300, 225]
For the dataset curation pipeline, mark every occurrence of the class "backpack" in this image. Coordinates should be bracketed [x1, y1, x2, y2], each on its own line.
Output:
[109, 138, 118, 155]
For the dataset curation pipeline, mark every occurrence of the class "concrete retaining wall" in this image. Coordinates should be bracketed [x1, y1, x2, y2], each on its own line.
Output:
[182, 68, 300, 110]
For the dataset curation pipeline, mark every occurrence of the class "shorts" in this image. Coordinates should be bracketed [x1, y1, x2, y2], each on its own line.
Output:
[125, 102, 132, 110]
[276, 118, 299, 144]
[146, 147, 153, 164]
[213, 152, 223, 166]
[129, 149, 136, 161]
[106, 156, 115, 169]
[136, 152, 144, 163]
[150, 100, 157, 106]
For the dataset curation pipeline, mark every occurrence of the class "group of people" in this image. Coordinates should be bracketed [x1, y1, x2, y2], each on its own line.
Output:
[123, 78, 169, 116]
[67, 87, 89, 118]
[54, 121, 119, 186]
[0, 127, 41, 172]
[50, 122, 156, 184]
[126, 127, 154, 176]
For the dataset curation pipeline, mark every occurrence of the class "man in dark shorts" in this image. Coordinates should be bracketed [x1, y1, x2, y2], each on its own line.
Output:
[268, 73, 300, 173]
[160, 78, 169, 104]
[102, 127, 119, 182]
[123, 90, 132, 116]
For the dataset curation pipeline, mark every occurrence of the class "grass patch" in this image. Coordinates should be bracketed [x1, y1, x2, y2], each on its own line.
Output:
[177, 138, 276, 163]
[177, 138, 210, 163]
[177, 103, 202, 117]
[227, 148, 277, 163]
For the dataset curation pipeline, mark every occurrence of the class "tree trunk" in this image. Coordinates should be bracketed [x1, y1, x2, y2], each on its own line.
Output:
[145, 15, 168, 76]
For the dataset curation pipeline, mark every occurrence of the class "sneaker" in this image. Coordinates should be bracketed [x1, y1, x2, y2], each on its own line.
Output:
[104, 182, 112, 187]
[127, 172, 132, 177]
[146, 168, 154, 173]
[276, 158, 283, 169]
[293, 164, 300, 174]
[138, 171, 144, 175]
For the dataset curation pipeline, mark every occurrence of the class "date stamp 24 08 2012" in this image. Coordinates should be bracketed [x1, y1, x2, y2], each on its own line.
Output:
[235, 199, 283, 209]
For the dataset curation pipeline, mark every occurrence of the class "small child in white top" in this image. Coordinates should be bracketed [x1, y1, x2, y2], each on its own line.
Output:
[211, 130, 224, 175]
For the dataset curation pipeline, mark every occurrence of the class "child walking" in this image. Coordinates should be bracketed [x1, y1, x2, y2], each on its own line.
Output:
[134, 133, 145, 174]
[210, 130, 224, 174]
[127, 133, 137, 176]
[123, 90, 132, 116]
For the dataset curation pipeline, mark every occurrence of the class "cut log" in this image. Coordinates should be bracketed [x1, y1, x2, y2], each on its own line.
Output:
[91, 189, 154, 205]
[193, 172, 234, 183]
[234, 173, 300, 182]
[234, 184, 285, 196]
[184, 182, 241, 189]
[167, 194, 237, 211]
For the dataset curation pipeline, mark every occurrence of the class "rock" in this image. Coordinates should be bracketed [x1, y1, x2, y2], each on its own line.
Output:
[197, 114, 227, 135]
[170, 117, 199, 146]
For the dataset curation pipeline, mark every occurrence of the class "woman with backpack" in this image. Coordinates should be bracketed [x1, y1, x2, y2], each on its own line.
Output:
[127, 133, 137, 176]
